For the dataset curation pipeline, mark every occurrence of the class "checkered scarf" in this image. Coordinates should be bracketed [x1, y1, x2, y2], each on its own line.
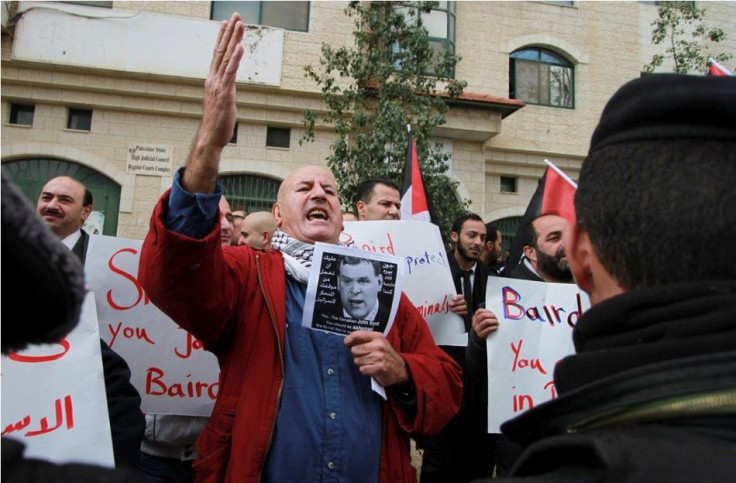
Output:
[271, 229, 313, 284]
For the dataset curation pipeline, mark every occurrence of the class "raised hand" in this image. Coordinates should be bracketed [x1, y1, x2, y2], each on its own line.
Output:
[184, 12, 245, 194]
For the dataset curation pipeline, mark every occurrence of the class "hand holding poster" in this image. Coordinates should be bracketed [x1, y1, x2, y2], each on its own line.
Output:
[485, 278, 590, 432]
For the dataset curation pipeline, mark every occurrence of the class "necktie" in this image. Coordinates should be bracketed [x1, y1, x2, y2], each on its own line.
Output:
[461, 269, 473, 332]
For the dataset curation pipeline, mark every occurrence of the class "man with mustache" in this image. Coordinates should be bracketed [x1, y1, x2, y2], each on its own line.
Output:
[467, 212, 573, 477]
[36, 175, 145, 469]
[137, 12, 462, 483]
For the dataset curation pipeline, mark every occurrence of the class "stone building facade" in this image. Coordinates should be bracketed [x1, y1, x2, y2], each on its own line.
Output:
[2, 1, 734, 242]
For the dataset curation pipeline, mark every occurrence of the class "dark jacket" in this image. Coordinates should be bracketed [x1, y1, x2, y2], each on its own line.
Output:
[418, 257, 495, 483]
[449, 256, 490, 333]
[505, 258, 542, 282]
[478, 281, 736, 483]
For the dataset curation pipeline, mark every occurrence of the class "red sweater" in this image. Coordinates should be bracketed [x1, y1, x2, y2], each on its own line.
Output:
[138, 191, 463, 483]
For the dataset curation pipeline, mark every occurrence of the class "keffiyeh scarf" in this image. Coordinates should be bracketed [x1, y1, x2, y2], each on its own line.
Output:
[271, 229, 314, 284]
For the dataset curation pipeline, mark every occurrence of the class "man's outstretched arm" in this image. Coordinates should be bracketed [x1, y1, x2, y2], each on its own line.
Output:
[181, 13, 245, 195]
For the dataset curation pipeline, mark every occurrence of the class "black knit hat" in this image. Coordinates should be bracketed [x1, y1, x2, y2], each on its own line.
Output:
[589, 74, 736, 155]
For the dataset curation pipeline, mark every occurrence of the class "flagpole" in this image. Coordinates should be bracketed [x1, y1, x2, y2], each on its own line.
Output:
[544, 159, 578, 189]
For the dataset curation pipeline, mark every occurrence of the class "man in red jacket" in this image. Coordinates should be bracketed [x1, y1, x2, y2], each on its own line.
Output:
[138, 13, 462, 483]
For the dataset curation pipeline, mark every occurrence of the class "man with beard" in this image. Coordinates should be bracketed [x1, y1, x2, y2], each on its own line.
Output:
[479, 222, 504, 275]
[508, 214, 572, 283]
[419, 213, 497, 483]
[468, 212, 574, 478]
[475, 73, 736, 483]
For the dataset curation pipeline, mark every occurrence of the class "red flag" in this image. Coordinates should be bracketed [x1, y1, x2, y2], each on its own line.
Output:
[708, 58, 733, 77]
[502, 160, 577, 274]
[541, 161, 577, 226]
[400, 127, 431, 222]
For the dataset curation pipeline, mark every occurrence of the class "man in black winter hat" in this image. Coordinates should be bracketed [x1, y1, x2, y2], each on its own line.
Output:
[474, 74, 736, 482]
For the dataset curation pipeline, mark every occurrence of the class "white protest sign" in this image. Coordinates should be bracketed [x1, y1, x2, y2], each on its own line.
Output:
[1, 293, 115, 467]
[485, 278, 590, 432]
[85, 235, 220, 417]
[340, 220, 466, 346]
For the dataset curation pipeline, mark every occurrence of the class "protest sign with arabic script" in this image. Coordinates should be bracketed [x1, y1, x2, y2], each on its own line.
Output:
[1, 293, 114, 467]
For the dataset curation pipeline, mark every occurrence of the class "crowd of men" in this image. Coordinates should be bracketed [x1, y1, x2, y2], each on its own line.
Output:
[3, 10, 734, 483]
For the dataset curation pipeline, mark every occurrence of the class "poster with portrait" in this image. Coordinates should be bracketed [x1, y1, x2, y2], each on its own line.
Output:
[340, 220, 466, 347]
[303, 243, 403, 337]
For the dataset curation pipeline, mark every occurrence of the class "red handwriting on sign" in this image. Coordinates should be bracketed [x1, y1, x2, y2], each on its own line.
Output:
[106, 247, 150, 311]
[510, 339, 548, 375]
[502, 286, 583, 328]
[512, 393, 534, 412]
[7, 339, 71, 363]
[413, 294, 451, 318]
[108, 321, 155, 349]
[174, 331, 205, 359]
[145, 367, 219, 400]
[2, 395, 74, 437]
[544, 380, 557, 400]
[360, 233, 395, 256]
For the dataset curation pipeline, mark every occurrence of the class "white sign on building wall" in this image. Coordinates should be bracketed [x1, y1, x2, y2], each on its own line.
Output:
[127, 143, 173, 176]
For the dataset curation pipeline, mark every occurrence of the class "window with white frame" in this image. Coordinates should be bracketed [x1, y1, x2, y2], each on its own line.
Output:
[396, 1, 456, 77]
[211, 1, 309, 32]
[510, 47, 574, 108]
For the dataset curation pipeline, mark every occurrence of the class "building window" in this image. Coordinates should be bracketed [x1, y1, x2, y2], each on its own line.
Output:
[510, 47, 574, 108]
[67, 108, 93, 131]
[212, 1, 310, 32]
[60, 1, 113, 7]
[9, 104, 35, 126]
[397, 1, 456, 77]
[230, 124, 239, 145]
[266, 127, 290, 148]
[1, 158, 121, 236]
[500, 176, 518, 193]
[220, 174, 281, 213]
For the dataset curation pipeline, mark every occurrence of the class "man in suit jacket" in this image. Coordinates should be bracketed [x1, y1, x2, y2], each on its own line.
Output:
[37, 176, 145, 469]
[419, 213, 496, 483]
